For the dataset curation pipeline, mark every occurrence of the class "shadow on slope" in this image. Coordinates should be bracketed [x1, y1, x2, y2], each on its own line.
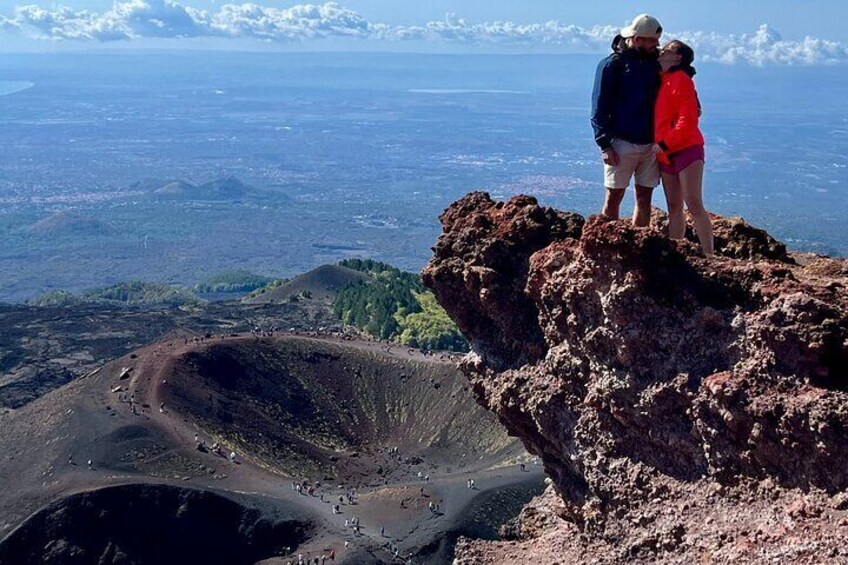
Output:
[0, 484, 314, 565]
[164, 338, 518, 481]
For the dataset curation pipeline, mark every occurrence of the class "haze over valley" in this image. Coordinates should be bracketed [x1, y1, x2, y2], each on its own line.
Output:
[1, 52, 846, 302]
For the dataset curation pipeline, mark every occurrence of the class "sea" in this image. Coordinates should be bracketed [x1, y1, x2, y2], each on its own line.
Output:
[0, 51, 845, 301]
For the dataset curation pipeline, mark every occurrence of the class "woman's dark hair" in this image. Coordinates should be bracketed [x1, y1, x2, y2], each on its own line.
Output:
[667, 40, 702, 115]
[668, 40, 696, 76]
[611, 34, 625, 53]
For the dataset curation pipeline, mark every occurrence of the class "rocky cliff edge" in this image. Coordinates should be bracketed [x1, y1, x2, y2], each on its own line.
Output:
[423, 192, 848, 564]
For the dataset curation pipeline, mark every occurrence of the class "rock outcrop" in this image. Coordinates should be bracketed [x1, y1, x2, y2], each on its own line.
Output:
[424, 192, 848, 564]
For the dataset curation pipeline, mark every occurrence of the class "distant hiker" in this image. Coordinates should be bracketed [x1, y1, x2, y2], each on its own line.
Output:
[344, 519, 349, 528]
[229, 451, 237, 463]
[332, 504, 340, 514]
[320, 492, 325, 502]
[655, 39, 714, 254]
[417, 471, 423, 479]
[592, 14, 663, 225]
[291, 481, 296, 491]
[424, 474, 429, 482]
[194, 434, 199, 443]
[87, 459, 93, 469]
[339, 495, 344, 504]
[428, 501, 435, 512]
[520, 463, 526, 472]
[380, 526, 385, 537]
[331, 547, 337, 559]
[68, 455, 74, 465]
[159, 401, 165, 413]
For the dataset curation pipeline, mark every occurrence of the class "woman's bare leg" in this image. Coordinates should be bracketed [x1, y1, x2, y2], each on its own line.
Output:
[662, 172, 685, 239]
[679, 160, 714, 254]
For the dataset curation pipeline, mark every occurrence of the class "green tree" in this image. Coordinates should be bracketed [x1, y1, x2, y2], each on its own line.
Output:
[333, 261, 467, 352]
[397, 291, 468, 352]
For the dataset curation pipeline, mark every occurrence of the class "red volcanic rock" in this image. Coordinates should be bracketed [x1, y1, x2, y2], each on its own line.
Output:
[423, 193, 848, 563]
[424, 192, 584, 371]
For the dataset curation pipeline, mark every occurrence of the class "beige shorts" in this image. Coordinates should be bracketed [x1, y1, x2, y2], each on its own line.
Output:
[604, 139, 660, 189]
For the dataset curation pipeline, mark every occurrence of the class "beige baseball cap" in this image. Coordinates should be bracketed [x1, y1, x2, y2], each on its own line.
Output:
[621, 14, 663, 39]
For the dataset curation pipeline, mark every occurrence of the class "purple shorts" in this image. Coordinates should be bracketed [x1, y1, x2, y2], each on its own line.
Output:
[659, 144, 705, 175]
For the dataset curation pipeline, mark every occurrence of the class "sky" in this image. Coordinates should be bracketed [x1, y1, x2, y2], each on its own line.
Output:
[0, 0, 846, 64]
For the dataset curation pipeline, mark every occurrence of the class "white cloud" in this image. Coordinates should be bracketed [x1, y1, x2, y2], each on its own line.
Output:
[12, 0, 208, 40]
[208, 2, 371, 40]
[3, 1, 847, 65]
[678, 25, 848, 66]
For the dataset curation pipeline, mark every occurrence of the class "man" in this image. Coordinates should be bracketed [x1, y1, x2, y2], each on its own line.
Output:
[591, 14, 663, 226]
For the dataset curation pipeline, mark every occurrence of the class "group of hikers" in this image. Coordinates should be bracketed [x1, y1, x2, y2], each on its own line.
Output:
[592, 13, 714, 255]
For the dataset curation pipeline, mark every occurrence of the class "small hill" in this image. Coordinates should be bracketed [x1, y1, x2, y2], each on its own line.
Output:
[134, 176, 290, 203]
[153, 180, 197, 196]
[243, 264, 369, 304]
[144, 177, 262, 201]
[129, 177, 173, 191]
[25, 211, 114, 237]
[194, 270, 273, 294]
[196, 177, 253, 199]
[83, 281, 202, 306]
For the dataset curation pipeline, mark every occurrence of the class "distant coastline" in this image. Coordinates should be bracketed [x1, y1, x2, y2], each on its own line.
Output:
[408, 88, 529, 94]
[0, 81, 34, 96]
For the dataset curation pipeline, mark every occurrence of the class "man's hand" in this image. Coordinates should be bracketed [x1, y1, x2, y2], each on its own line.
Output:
[602, 148, 620, 166]
[653, 144, 670, 166]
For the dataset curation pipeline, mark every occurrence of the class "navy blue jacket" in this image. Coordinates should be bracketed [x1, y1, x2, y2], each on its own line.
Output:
[591, 48, 661, 150]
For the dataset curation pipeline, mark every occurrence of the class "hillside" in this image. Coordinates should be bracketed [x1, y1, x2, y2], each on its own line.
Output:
[332, 259, 468, 352]
[243, 264, 370, 304]
[194, 270, 273, 294]
[25, 211, 114, 237]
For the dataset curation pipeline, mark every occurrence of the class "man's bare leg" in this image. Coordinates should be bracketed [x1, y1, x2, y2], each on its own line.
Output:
[602, 188, 626, 220]
[632, 184, 654, 227]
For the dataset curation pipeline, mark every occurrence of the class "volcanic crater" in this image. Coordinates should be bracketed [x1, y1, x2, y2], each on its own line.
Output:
[0, 333, 533, 564]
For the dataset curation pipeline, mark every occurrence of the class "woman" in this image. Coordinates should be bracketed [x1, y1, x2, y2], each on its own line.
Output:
[655, 40, 714, 254]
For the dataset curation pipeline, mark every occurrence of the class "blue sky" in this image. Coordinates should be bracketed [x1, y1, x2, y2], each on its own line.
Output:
[0, 0, 846, 64]
[1, 0, 843, 39]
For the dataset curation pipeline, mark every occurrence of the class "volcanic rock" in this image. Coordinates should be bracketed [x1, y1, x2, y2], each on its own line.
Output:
[424, 192, 848, 563]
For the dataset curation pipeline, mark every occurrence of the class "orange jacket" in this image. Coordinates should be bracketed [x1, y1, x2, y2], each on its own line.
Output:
[655, 70, 704, 158]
